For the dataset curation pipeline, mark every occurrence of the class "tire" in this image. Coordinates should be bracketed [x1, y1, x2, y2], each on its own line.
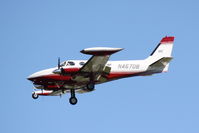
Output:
[87, 83, 95, 91]
[69, 97, 78, 105]
[32, 93, 39, 99]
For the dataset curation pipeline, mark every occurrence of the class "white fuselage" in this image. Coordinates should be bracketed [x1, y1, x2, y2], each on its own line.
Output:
[27, 36, 174, 103]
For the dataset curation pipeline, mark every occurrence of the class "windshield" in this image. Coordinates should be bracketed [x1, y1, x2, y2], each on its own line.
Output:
[60, 61, 75, 67]
[60, 61, 66, 67]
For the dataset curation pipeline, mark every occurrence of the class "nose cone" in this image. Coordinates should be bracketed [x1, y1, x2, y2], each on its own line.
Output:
[27, 68, 55, 81]
[27, 72, 39, 81]
[27, 71, 43, 81]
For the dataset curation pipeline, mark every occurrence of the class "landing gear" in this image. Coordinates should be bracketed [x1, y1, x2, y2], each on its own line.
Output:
[62, 89, 65, 94]
[87, 73, 95, 91]
[86, 82, 95, 91]
[32, 93, 39, 99]
[69, 89, 78, 105]
[69, 97, 78, 105]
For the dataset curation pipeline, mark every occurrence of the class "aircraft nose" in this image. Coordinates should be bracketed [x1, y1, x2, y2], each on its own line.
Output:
[27, 71, 43, 81]
[27, 73, 38, 81]
[27, 68, 55, 81]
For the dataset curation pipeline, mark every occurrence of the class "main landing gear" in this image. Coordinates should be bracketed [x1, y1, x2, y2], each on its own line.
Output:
[68, 83, 95, 105]
[69, 89, 78, 105]
[86, 82, 95, 91]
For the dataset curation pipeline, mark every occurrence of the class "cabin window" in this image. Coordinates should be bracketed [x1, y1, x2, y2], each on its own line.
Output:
[67, 61, 75, 66]
[79, 62, 85, 66]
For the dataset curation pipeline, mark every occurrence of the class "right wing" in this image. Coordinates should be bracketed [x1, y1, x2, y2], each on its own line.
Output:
[79, 55, 110, 74]
[72, 47, 123, 82]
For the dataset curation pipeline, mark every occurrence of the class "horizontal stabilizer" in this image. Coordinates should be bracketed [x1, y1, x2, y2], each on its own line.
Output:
[150, 57, 173, 67]
[147, 57, 173, 73]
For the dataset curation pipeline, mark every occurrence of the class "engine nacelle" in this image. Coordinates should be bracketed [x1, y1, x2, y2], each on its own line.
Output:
[33, 84, 44, 89]
[33, 90, 53, 96]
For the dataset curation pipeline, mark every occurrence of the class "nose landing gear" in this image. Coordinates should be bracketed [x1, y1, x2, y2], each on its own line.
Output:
[32, 93, 39, 99]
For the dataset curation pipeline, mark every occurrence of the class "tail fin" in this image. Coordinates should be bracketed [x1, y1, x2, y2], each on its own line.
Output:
[150, 36, 174, 58]
[147, 36, 175, 72]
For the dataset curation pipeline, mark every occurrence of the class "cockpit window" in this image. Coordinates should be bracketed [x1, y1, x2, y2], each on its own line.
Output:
[79, 62, 85, 66]
[67, 61, 75, 66]
[60, 62, 66, 67]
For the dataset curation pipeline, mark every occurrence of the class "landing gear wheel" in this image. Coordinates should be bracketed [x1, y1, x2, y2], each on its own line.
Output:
[32, 93, 39, 99]
[69, 89, 78, 105]
[69, 97, 78, 105]
[87, 83, 95, 91]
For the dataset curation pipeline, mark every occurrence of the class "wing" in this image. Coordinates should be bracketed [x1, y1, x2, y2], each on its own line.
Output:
[80, 55, 110, 73]
[73, 47, 123, 82]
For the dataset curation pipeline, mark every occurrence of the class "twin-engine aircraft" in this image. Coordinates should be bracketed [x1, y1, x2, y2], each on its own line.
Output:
[27, 36, 175, 105]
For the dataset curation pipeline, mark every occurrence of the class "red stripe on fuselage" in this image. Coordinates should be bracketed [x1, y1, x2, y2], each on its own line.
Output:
[107, 72, 140, 79]
[32, 72, 144, 90]
[31, 72, 141, 82]
[63, 68, 80, 73]
[42, 74, 71, 80]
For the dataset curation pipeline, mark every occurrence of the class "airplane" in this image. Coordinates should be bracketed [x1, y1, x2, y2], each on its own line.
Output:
[27, 36, 174, 105]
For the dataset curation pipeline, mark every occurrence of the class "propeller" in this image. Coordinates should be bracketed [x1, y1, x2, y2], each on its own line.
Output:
[58, 57, 61, 69]
[53, 57, 64, 75]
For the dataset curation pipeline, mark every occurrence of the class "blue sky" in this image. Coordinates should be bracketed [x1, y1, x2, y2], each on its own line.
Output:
[0, 0, 199, 133]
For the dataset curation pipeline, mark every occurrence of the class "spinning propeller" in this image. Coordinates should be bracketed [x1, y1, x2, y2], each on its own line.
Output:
[58, 57, 61, 69]
[53, 57, 65, 75]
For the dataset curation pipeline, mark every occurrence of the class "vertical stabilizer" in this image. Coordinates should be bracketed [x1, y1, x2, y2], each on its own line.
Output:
[147, 36, 175, 72]
[150, 36, 174, 58]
